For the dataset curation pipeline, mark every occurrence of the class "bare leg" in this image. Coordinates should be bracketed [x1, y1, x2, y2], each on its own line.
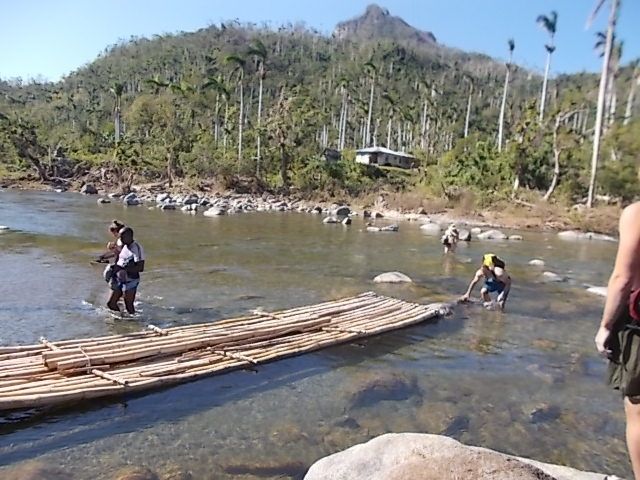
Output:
[480, 288, 491, 303]
[625, 397, 640, 479]
[107, 289, 122, 312]
[123, 288, 137, 315]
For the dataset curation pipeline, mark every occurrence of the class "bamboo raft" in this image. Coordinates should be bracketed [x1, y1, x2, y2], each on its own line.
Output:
[0, 292, 443, 411]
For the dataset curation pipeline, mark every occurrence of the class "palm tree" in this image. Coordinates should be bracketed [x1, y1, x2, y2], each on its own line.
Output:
[498, 39, 515, 152]
[202, 75, 230, 146]
[110, 82, 124, 144]
[336, 76, 350, 150]
[247, 40, 267, 177]
[225, 54, 246, 162]
[624, 59, 640, 125]
[586, 0, 619, 208]
[363, 61, 377, 147]
[536, 11, 558, 122]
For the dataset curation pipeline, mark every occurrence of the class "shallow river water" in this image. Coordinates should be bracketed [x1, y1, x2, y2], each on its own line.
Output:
[0, 190, 628, 479]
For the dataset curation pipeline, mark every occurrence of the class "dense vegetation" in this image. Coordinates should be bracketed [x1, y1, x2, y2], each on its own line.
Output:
[0, 4, 638, 205]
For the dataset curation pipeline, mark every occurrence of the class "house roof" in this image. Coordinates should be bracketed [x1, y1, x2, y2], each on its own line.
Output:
[355, 146, 415, 158]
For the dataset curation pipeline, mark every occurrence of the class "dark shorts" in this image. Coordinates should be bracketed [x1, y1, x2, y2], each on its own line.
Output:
[608, 312, 640, 397]
[483, 278, 505, 294]
[110, 278, 140, 293]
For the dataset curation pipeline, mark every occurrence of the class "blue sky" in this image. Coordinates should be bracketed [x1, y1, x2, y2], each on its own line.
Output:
[0, 0, 638, 82]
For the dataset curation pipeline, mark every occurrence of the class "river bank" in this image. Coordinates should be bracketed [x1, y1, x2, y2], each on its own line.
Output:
[0, 176, 622, 236]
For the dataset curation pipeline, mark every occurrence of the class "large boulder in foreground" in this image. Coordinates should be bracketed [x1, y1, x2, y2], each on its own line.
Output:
[557, 230, 616, 242]
[477, 229, 508, 240]
[373, 272, 412, 283]
[304, 433, 619, 480]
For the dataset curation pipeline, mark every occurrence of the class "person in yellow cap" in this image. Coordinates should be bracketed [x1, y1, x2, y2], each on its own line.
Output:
[460, 253, 511, 310]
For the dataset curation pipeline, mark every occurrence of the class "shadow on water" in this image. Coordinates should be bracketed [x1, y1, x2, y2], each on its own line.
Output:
[0, 314, 464, 466]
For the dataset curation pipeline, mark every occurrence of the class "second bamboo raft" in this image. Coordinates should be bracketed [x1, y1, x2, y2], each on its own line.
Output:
[0, 292, 444, 411]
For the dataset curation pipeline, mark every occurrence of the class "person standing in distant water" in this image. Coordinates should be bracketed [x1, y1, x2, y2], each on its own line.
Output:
[595, 202, 640, 480]
[459, 253, 511, 311]
[98, 220, 125, 262]
[107, 227, 145, 315]
[441, 224, 460, 254]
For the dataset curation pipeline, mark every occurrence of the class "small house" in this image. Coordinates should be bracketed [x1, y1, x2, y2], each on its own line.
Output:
[355, 147, 416, 169]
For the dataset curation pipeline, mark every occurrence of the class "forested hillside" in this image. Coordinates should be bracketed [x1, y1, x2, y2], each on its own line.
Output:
[0, 3, 638, 205]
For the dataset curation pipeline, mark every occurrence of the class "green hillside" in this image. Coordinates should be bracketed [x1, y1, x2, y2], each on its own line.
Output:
[0, 4, 638, 204]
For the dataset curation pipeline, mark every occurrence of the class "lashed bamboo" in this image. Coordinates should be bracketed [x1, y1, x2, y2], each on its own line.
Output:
[0, 293, 442, 410]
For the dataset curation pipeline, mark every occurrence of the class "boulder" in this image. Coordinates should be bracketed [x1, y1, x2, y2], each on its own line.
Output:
[107, 192, 121, 199]
[586, 286, 607, 297]
[471, 227, 482, 235]
[477, 229, 508, 240]
[380, 224, 399, 232]
[363, 210, 372, 218]
[529, 259, 545, 267]
[323, 216, 339, 224]
[159, 203, 176, 210]
[419, 222, 441, 235]
[0, 225, 9, 231]
[80, 183, 98, 195]
[204, 207, 226, 217]
[333, 206, 351, 217]
[346, 372, 421, 409]
[181, 204, 198, 212]
[342, 217, 352, 226]
[558, 230, 616, 242]
[405, 213, 421, 222]
[156, 193, 171, 204]
[542, 271, 567, 283]
[1, 460, 72, 480]
[304, 433, 618, 480]
[373, 211, 384, 218]
[97, 198, 111, 204]
[373, 272, 412, 283]
[458, 229, 471, 241]
[509, 235, 523, 241]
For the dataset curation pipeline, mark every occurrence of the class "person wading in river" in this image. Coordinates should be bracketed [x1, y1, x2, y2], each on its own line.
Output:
[97, 219, 125, 263]
[595, 201, 640, 480]
[459, 253, 511, 311]
[107, 227, 145, 315]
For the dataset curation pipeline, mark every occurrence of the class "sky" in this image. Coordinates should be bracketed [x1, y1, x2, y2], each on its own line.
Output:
[0, 0, 638, 82]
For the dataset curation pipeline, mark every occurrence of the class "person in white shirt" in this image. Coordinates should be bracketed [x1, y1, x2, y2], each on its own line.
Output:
[107, 227, 145, 315]
[441, 224, 459, 254]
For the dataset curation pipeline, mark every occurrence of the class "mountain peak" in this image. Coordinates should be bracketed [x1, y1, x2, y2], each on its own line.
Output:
[333, 4, 437, 46]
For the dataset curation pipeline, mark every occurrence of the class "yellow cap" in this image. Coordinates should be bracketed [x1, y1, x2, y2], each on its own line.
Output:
[483, 253, 496, 267]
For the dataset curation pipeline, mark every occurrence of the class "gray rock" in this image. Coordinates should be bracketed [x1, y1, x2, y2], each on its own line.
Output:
[381, 224, 399, 232]
[419, 222, 441, 235]
[80, 184, 98, 195]
[204, 207, 227, 217]
[373, 211, 384, 218]
[509, 235, 523, 241]
[471, 227, 482, 234]
[346, 372, 421, 409]
[458, 229, 471, 241]
[323, 216, 339, 224]
[107, 192, 121, 199]
[477, 229, 508, 240]
[156, 193, 171, 204]
[181, 204, 198, 212]
[333, 205, 351, 217]
[529, 259, 545, 267]
[123, 194, 142, 206]
[373, 272, 412, 283]
[342, 217, 352, 225]
[97, 198, 111, 204]
[304, 433, 618, 480]
[159, 203, 176, 210]
[363, 210, 372, 218]
[543, 271, 566, 283]
[558, 230, 616, 242]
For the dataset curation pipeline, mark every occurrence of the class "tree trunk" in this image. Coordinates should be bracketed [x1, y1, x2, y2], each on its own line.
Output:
[280, 144, 289, 187]
[421, 100, 428, 148]
[365, 79, 374, 146]
[464, 83, 473, 138]
[544, 115, 563, 201]
[539, 51, 552, 123]
[498, 66, 510, 152]
[214, 93, 220, 145]
[256, 74, 263, 177]
[238, 80, 244, 162]
[624, 73, 639, 125]
[387, 117, 392, 148]
[588, 0, 618, 208]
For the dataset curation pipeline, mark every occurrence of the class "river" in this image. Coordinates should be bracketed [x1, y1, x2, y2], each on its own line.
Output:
[0, 190, 627, 479]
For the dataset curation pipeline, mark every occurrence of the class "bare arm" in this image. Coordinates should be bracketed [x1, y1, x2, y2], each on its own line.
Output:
[461, 269, 483, 300]
[595, 203, 640, 356]
[496, 272, 512, 310]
